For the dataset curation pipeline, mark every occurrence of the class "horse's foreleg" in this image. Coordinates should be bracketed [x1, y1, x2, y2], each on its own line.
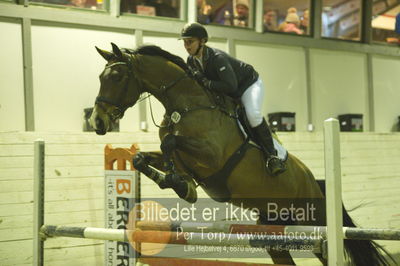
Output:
[133, 152, 168, 188]
[160, 134, 179, 174]
[139, 151, 165, 172]
[133, 152, 197, 203]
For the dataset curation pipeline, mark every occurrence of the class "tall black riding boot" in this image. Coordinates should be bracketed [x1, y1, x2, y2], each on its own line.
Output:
[252, 119, 286, 176]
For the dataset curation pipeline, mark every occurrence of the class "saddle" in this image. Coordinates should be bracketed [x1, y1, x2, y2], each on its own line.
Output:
[236, 104, 288, 161]
[236, 104, 257, 140]
[209, 91, 255, 139]
[208, 91, 261, 144]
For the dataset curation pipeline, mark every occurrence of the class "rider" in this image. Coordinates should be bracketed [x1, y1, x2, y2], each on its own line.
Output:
[179, 22, 286, 176]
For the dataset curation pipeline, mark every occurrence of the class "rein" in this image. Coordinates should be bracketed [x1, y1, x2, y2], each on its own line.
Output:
[146, 73, 191, 128]
[155, 72, 237, 129]
[95, 53, 237, 129]
[144, 71, 220, 129]
[160, 87, 238, 129]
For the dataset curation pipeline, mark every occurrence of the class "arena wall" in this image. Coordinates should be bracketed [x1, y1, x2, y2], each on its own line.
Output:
[0, 131, 400, 265]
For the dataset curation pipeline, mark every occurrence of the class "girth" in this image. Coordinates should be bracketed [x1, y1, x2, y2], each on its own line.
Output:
[177, 140, 252, 203]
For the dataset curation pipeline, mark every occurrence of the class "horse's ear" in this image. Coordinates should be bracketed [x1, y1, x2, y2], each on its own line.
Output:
[111, 43, 123, 59]
[96, 46, 113, 61]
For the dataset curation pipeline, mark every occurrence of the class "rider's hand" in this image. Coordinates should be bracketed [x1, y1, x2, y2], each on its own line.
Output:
[190, 69, 211, 89]
[189, 68, 203, 80]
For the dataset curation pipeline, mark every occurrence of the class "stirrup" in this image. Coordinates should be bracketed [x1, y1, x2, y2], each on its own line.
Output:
[266, 155, 286, 176]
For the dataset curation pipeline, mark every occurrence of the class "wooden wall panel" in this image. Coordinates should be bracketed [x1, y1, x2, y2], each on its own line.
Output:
[1, 131, 399, 265]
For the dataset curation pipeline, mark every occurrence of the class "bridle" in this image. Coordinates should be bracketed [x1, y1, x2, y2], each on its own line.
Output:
[95, 61, 134, 120]
[96, 52, 230, 130]
[95, 56, 192, 126]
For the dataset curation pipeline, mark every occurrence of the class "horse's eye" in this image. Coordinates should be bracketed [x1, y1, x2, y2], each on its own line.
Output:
[111, 73, 123, 82]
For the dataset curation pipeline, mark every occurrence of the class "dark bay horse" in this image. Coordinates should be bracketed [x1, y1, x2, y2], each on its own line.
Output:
[89, 43, 390, 265]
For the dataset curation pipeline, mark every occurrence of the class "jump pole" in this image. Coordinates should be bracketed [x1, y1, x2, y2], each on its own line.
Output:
[324, 118, 344, 265]
[40, 222, 400, 242]
[135, 221, 400, 241]
[33, 139, 45, 266]
[40, 225, 323, 253]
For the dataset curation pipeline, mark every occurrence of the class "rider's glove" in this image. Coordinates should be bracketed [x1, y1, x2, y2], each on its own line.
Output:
[189, 69, 211, 89]
[198, 76, 211, 89]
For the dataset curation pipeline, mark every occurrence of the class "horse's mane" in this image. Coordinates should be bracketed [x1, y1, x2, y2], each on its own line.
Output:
[123, 45, 189, 72]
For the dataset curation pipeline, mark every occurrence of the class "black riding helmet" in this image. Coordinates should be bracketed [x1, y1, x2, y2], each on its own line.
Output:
[180, 22, 208, 41]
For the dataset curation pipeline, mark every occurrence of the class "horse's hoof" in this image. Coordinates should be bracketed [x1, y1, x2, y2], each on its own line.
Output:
[132, 153, 147, 169]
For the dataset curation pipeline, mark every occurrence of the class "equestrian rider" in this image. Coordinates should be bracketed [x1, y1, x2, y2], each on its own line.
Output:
[180, 22, 286, 176]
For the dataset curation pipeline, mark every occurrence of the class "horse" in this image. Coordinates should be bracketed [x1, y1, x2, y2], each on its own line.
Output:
[89, 43, 390, 265]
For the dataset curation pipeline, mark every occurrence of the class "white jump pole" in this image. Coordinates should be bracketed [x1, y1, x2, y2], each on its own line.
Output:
[33, 139, 45, 266]
[324, 118, 344, 265]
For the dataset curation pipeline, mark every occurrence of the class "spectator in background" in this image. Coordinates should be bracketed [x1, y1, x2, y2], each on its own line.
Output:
[278, 7, 296, 31]
[37, 0, 69, 5]
[70, 0, 87, 8]
[263, 9, 278, 32]
[233, 0, 249, 27]
[300, 9, 309, 35]
[279, 7, 303, 35]
[197, 0, 212, 24]
[214, 1, 233, 25]
[146, 0, 177, 17]
[196, 0, 233, 26]
[386, 12, 400, 44]
[121, 0, 178, 18]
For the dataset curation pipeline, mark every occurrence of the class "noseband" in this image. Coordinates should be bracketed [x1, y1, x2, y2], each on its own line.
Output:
[95, 61, 133, 119]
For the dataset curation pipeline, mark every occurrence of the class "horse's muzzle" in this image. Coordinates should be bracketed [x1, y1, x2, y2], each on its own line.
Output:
[95, 118, 107, 135]
[95, 129, 106, 135]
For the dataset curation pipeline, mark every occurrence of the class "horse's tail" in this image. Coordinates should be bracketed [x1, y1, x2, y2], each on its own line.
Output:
[316, 180, 393, 266]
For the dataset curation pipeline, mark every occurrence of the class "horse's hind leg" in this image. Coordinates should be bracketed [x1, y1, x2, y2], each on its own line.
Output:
[315, 253, 327, 265]
[267, 250, 295, 265]
[258, 212, 296, 265]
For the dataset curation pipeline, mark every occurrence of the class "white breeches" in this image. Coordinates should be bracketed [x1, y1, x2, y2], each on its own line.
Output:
[240, 78, 265, 128]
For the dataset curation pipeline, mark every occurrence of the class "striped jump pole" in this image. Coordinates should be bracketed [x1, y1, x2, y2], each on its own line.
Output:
[343, 228, 400, 241]
[40, 223, 400, 244]
[40, 225, 323, 253]
[136, 221, 400, 241]
[136, 221, 321, 235]
[40, 225, 126, 242]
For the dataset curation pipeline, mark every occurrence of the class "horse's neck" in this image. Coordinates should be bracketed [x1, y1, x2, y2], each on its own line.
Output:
[136, 55, 212, 111]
